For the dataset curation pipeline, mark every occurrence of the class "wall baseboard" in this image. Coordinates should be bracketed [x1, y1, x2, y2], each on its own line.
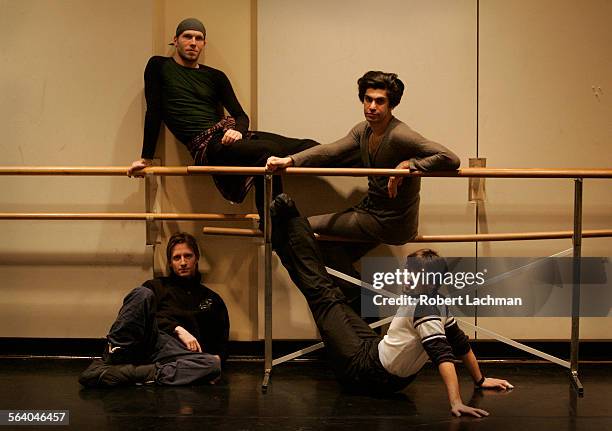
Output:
[1, 338, 610, 361]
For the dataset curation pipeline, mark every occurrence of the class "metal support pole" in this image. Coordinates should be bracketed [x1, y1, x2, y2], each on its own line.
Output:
[261, 174, 273, 392]
[144, 159, 162, 277]
[570, 178, 584, 395]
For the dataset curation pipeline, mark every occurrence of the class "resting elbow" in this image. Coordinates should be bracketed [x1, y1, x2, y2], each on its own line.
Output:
[447, 153, 461, 170]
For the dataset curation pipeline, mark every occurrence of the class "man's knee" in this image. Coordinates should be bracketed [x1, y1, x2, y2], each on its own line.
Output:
[191, 353, 222, 375]
[206, 354, 222, 376]
[107, 286, 156, 354]
[123, 286, 154, 304]
[156, 353, 222, 385]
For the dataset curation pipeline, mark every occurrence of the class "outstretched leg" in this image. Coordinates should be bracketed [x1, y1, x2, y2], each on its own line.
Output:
[308, 210, 379, 320]
[271, 195, 380, 379]
[207, 132, 319, 220]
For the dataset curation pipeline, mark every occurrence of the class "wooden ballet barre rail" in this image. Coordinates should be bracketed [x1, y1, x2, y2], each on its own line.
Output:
[0, 213, 258, 221]
[415, 229, 612, 242]
[0, 166, 189, 176]
[202, 227, 612, 242]
[203, 227, 263, 237]
[187, 166, 612, 178]
[278, 167, 612, 178]
[1, 166, 612, 178]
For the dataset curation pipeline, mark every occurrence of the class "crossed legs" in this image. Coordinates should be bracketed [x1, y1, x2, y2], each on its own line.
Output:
[79, 287, 220, 387]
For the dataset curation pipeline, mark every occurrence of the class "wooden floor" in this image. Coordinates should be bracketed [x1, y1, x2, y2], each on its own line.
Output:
[0, 358, 610, 430]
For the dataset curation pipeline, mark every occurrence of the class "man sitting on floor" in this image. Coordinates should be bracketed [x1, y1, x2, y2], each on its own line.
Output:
[270, 194, 512, 417]
[79, 232, 229, 387]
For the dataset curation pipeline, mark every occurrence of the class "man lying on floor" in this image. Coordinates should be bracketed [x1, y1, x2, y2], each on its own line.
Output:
[79, 232, 229, 387]
[270, 194, 513, 417]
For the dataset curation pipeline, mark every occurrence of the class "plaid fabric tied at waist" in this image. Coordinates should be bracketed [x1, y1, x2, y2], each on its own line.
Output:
[187, 116, 254, 204]
[187, 116, 236, 165]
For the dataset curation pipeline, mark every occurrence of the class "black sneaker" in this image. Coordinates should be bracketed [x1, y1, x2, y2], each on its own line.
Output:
[270, 193, 300, 220]
[102, 342, 131, 365]
[270, 194, 301, 250]
[79, 359, 156, 388]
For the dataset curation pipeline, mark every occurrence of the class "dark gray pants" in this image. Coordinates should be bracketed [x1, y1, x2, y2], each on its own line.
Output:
[107, 286, 221, 385]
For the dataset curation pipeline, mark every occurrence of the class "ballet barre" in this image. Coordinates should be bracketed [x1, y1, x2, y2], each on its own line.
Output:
[0, 213, 258, 221]
[2, 166, 612, 177]
[202, 227, 612, 242]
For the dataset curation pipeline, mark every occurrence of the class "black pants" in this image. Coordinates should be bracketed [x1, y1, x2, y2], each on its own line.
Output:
[316, 240, 378, 320]
[307, 210, 382, 319]
[207, 131, 319, 218]
[107, 287, 221, 385]
[273, 214, 414, 394]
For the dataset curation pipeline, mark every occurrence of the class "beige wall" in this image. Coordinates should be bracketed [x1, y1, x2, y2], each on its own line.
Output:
[0, 0, 154, 336]
[477, 0, 612, 339]
[0, 0, 610, 342]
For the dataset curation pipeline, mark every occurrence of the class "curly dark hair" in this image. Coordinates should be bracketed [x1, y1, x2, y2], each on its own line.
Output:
[166, 232, 200, 266]
[357, 71, 405, 108]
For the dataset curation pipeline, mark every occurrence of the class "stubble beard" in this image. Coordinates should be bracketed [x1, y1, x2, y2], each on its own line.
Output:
[178, 48, 200, 65]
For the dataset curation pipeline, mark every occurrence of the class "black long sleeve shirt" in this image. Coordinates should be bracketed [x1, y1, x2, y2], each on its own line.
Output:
[141, 56, 249, 158]
[143, 273, 230, 361]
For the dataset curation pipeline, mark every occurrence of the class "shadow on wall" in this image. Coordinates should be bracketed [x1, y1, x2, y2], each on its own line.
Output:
[284, 175, 367, 218]
[0, 252, 149, 266]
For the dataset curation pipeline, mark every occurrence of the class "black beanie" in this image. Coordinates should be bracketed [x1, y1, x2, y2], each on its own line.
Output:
[175, 18, 206, 38]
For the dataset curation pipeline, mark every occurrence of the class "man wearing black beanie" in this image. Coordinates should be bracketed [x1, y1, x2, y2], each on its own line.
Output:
[128, 18, 319, 220]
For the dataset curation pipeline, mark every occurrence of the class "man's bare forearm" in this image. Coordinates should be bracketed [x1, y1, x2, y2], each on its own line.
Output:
[460, 349, 484, 384]
[438, 361, 463, 408]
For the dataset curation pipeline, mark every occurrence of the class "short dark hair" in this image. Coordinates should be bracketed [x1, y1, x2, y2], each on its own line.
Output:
[357, 71, 405, 108]
[166, 232, 200, 265]
[405, 248, 448, 293]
